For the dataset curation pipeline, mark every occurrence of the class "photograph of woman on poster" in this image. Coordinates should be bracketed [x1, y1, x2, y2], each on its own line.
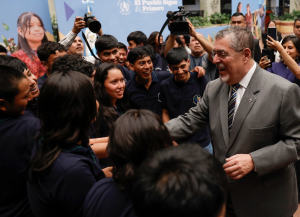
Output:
[11, 12, 48, 78]
[237, 2, 242, 13]
[245, 4, 253, 31]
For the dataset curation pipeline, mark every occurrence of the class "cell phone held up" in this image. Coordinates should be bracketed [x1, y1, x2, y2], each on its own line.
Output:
[267, 27, 277, 41]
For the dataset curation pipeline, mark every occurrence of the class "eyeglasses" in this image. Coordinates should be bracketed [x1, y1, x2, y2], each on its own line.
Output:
[211, 49, 244, 59]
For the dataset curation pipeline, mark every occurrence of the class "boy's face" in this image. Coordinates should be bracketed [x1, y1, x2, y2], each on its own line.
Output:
[97, 47, 119, 64]
[42, 50, 67, 72]
[169, 59, 190, 83]
[0, 78, 33, 116]
[128, 40, 138, 50]
[130, 55, 153, 80]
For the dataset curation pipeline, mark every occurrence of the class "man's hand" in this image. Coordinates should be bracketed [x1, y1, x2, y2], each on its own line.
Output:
[72, 17, 86, 34]
[266, 35, 283, 52]
[191, 66, 205, 77]
[223, 154, 254, 180]
[259, 56, 271, 69]
[187, 18, 197, 37]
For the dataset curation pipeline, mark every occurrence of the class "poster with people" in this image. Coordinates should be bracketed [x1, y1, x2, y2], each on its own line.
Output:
[0, 0, 53, 77]
[232, 0, 266, 40]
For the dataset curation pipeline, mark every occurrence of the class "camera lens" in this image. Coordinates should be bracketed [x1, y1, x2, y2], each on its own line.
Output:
[87, 19, 101, 33]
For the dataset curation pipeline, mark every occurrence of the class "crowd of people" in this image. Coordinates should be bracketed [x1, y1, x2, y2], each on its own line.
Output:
[1, 11, 300, 217]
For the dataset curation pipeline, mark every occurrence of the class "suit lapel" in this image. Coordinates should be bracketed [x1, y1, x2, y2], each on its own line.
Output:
[227, 65, 262, 149]
[220, 84, 230, 147]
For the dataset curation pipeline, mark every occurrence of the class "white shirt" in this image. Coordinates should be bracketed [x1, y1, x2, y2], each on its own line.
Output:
[229, 63, 256, 121]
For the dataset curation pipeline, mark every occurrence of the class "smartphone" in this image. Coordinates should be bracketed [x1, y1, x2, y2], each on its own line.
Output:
[267, 27, 277, 41]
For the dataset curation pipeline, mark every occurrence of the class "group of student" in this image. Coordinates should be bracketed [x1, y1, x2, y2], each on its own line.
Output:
[0, 14, 230, 217]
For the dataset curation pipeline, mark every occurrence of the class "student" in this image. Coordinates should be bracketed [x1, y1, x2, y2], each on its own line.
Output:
[37, 41, 67, 87]
[0, 65, 38, 217]
[84, 109, 173, 217]
[118, 42, 128, 67]
[126, 46, 171, 116]
[95, 35, 132, 81]
[27, 71, 108, 217]
[131, 144, 228, 217]
[51, 54, 94, 79]
[127, 31, 162, 71]
[91, 62, 130, 167]
[160, 47, 212, 153]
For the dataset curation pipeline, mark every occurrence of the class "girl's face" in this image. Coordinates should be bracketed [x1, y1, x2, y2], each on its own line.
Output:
[23, 68, 39, 98]
[104, 68, 125, 102]
[268, 22, 276, 28]
[282, 41, 299, 60]
[24, 16, 44, 43]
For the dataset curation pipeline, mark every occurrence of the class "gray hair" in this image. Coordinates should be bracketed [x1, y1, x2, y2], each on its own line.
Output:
[215, 26, 254, 58]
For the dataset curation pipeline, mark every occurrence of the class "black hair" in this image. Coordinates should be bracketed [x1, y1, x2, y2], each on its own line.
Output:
[95, 35, 119, 53]
[182, 34, 190, 46]
[17, 12, 48, 60]
[93, 62, 130, 136]
[108, 109, 173, 190]
[281, 35, 300, 63]
[267, 20, 277, 28]
[37, 41, 66, 62]
[118, 42, 128, 53]
[28, 71, 97, 182]
[148, 31, 159, 47]
[166, 47, 188, 66]
[51, 54, 94, 77]
[127, 46, 151, 64]
[132, 143, 228, 217]
[0, 45, 7, 54]
[294, 17, 300, 26]
[231, 12, 245, 21]
[0, 55, 28, 73]
[144, 44, 156, 62]
[0, 65, 27, 103]
[127, 31, 148, 45]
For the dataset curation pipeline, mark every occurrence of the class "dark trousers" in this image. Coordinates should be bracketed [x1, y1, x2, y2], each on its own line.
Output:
[226, 192, 236, 217]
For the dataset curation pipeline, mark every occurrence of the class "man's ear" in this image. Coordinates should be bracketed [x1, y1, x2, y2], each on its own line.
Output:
[96, 51, 102, 61]
[129, 63, 134, 70]
[0, 99, 7, 112]
[243, 48, 251, 62]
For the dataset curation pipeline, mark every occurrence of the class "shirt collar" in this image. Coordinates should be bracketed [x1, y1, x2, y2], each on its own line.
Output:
[133, 71, 157, 86]
[171, 72, 194, 88]
[239, 63, 256, 89]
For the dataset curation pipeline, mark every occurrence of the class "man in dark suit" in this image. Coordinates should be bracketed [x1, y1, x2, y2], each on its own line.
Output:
[165, 26, 300, 217]
[230, 13, 261, 63]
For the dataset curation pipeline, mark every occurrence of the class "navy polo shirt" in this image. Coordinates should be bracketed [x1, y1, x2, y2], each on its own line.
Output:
[119, 65, 134, 82]
[37, 73, 48, 89]
[160, 72, 211, 147]
[0, 113, 40, 217]
[27, 139, 105, 217]
[83, 178, 137, 217]
[126, 71, 171, 116]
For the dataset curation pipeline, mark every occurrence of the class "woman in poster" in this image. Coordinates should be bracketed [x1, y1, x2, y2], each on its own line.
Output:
[245, 4, 253, 31]
[11, 12, 48, 78]
[237, 2, 242, 13]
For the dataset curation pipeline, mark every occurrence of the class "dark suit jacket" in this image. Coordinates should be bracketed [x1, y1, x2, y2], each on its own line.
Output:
[165, 64, 300, 217]
[253, 39, 261, 64]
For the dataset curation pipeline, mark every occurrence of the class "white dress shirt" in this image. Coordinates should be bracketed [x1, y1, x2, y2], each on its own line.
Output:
[229, 63, 256, 121]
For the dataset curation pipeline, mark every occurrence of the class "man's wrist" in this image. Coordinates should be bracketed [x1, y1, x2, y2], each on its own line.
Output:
[71, 28, 80, 34]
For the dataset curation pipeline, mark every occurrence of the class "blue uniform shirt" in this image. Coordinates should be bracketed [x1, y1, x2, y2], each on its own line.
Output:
[119, 65, 134, 82]
[160, 72, 211, 147]
[126, 71, 171, 116]
[37, 73, 48, 89]
[0, 113, 40, 217]
[84, 178, 137, 217]
[27, 139, 105, 217]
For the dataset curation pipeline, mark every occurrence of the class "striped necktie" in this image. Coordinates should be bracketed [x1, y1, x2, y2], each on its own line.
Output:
[228, 83, 240, 136]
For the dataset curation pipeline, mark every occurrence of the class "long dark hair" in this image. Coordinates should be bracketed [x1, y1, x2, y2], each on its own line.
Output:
[17, 12, 48, 60]
[28, 71, 97, 182]
[93, 62, 130, 136]
[281, 35, 300, 63]
[148, 31, 161, 54]
[107, 109, 173, 190]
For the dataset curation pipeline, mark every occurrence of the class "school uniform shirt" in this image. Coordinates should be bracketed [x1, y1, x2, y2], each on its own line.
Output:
[119, 65, 134, 82]
[126, 71, 171, 116]
[153, 53, 163, 71]
[27, 139, 105, 217]
[25, 98, 37, 116]
[37, 73, 48, 89]
[188, 53, 217, 82]
[0, 113, 40, 217]
[83, 178, 137, 217]
[160, 72, 211, 147]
